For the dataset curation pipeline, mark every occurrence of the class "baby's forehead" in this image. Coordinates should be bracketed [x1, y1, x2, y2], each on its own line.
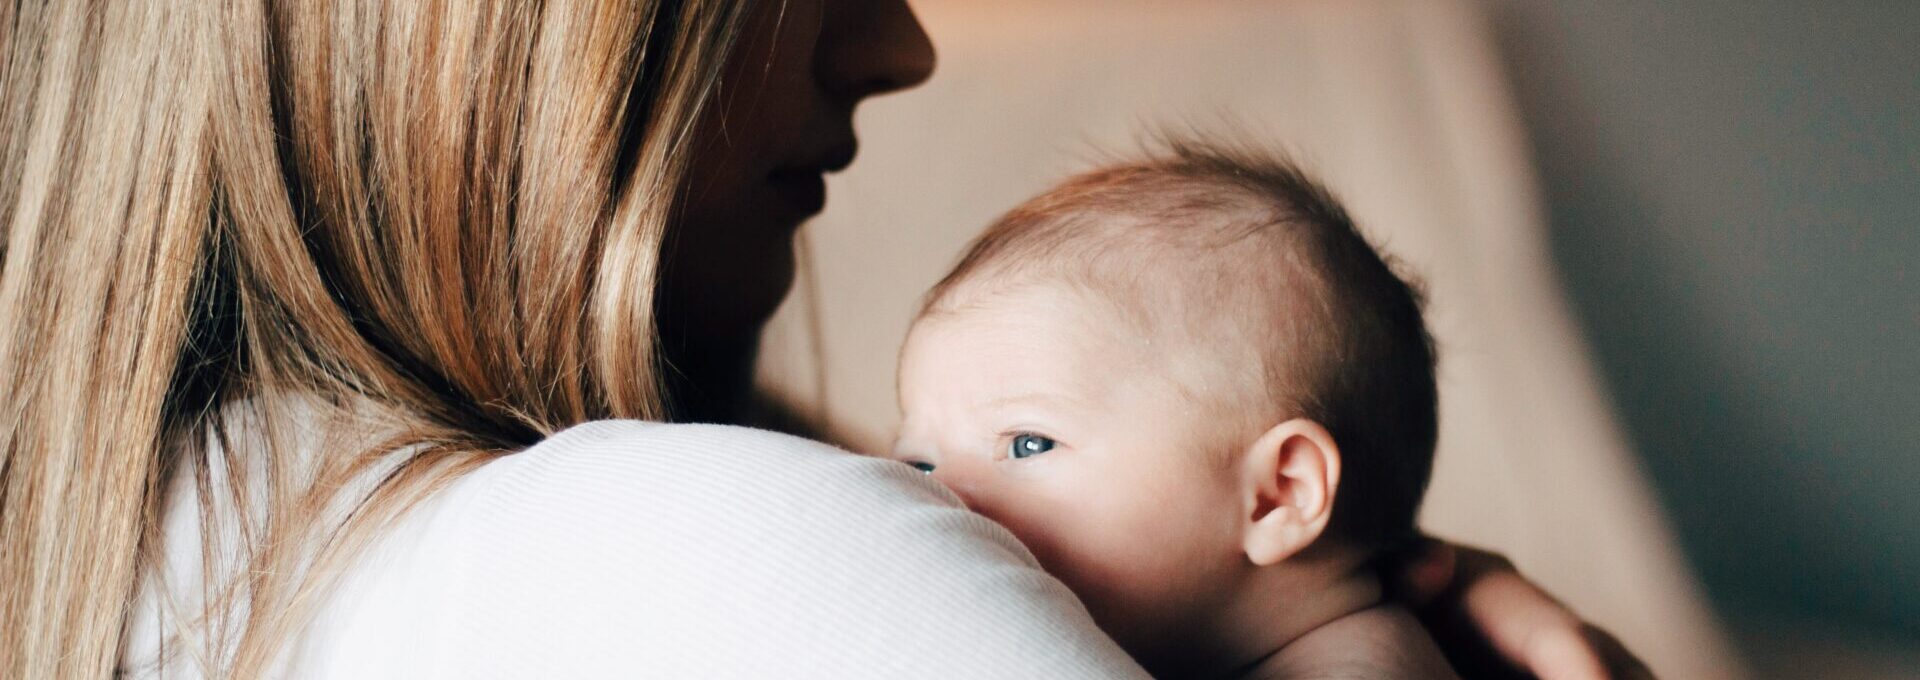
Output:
[915, 267, 1285, 401]
[902, 283, 1142, 403]
[947, 221, 1308, 331]
[917, 278, 1146, 349]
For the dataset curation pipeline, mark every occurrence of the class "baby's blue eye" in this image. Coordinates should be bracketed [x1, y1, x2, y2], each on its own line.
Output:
[1008, 433, 1056, 459]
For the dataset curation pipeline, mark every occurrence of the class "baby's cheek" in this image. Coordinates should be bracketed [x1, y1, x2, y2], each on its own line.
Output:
[1021, 493, 1219, 615]
[979, 458, 1236, 646]
[974, 490, 1127, 579]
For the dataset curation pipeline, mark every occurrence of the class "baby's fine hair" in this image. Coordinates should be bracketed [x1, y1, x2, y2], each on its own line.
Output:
[922, 137, 1439, 551]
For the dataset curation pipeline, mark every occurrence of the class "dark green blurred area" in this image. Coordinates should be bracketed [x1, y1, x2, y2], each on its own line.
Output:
[1487, 0, 1918, 652]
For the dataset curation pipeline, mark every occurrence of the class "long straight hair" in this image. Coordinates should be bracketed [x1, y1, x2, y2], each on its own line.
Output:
[0, 0, 758, 676]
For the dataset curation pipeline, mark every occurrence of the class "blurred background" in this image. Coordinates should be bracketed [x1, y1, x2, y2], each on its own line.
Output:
[757, 1, 1919, 677]
[1488, 2, 1919, 676]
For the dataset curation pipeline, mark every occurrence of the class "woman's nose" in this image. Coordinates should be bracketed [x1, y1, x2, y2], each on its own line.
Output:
[817, 0, 937, 101]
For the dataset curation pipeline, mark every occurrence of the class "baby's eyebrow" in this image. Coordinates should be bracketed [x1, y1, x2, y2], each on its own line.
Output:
[979, 391, 1091, 413]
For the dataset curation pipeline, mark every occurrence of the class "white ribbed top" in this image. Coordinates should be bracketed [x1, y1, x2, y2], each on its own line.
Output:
[121, 420, 1148, 678]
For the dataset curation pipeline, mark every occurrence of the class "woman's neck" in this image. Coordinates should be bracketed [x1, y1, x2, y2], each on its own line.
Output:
[659, 335, 758, 425]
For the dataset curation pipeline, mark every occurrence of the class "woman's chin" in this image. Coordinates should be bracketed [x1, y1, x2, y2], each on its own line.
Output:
[765, 170, 828, 220]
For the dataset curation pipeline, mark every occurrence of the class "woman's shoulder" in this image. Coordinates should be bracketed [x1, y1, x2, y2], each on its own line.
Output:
[515, 418, 854, 463]
[460, 419, 966, 530]
[421, 420, 1040, 603]
[485, 419, 904, 486]
[296, 420, 1145, 678]
[416, 419, 1019, 606]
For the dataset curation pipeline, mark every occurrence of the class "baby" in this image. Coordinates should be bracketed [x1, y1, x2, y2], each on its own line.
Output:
[892, 141, 1457, 679]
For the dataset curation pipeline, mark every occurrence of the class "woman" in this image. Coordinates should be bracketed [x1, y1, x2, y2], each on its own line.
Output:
[0, 0, 1646, 677]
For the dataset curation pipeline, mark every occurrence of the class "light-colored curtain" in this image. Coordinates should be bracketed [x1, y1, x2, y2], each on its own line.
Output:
[758, 1, 1742, 677]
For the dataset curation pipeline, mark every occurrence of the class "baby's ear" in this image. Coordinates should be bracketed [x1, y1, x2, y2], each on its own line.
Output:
[1238, 418, 1342, 566]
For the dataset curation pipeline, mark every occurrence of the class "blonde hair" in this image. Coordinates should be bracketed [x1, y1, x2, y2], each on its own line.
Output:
[1, 0, 758, 676]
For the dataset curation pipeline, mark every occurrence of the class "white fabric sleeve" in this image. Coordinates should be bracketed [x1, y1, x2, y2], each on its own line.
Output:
[298, 420, 1150, 679]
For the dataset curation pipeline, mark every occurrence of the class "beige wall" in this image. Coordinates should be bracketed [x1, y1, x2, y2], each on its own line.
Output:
[759, 1, 1742, 676]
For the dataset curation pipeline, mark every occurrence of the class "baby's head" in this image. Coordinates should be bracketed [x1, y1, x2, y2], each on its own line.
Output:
[894, 140, 1437, 672]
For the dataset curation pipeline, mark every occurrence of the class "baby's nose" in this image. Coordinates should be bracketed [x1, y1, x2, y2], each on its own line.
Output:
[926, 461, 989, 511]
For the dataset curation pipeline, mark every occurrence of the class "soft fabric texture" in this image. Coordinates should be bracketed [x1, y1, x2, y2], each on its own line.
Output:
[121, 420, 1149, 678]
